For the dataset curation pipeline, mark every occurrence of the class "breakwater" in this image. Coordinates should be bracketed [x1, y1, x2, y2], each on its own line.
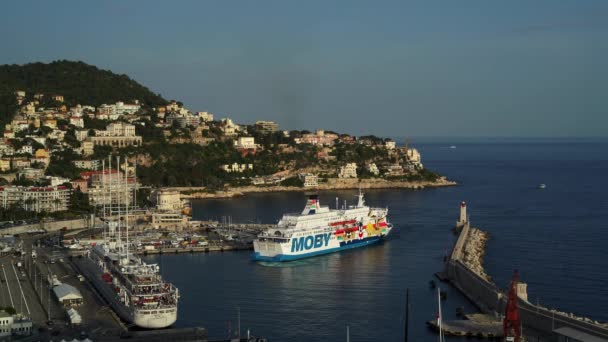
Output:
[444, 221, 608, 341]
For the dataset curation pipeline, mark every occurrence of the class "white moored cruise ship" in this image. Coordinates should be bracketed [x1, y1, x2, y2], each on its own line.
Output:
[86, 221, 179, 328]
[78, 157, 179, 329]
[253, 191, 393, 262]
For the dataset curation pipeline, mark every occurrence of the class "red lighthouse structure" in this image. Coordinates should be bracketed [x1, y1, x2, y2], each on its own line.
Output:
[504, 270, 521, 342]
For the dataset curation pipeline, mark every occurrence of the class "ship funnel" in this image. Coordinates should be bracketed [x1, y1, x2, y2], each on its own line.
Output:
[302, 195, 320, 215]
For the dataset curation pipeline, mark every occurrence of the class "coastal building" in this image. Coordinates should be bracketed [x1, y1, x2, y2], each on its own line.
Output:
[251, 175, 285, 186]
[10, 158, 31, 170]
[47, 176, 71, 187]
[71, 178, 88, 193]
[18, 168, 45, 180]
[197, 111, 214, 122]
[367, 163, 380, 176]
[298, 173, 319, 187]
[98, 101, 141, 120]
[69, 114, 84, 128]
[151, 212, 190, 230]
[296, 130, 338, 146]
[82, 141, 94, 156]
[89, 122, 142, 148]
[220, 118, 240, 136]
[0, 159, 10, 172]
[255, 121, 279, 134]
[406, 148, 423, 168]
[16, 145, 33, 155]
[385, 164, 404, 176]
[73, 159, 101, 170]
[234, 137, 257, 150]
[385, 140, 396, 149]
[21, 102, 36, 115]
[51, 95, 64, 102]
[75, 129, 89, 141]
[0, 311, 33, 337]
[166, 113, 200, 128]
[0, 185, 71, 212]
[338, 163, 358, 179]
[154, 189, 182, 212]
[221, 163, 253, 173]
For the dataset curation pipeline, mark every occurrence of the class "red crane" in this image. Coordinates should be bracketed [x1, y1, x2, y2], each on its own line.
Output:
[504, 270, 521, 342]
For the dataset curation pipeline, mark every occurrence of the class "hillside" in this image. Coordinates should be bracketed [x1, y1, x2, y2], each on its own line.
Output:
[0, 60, 168, 124]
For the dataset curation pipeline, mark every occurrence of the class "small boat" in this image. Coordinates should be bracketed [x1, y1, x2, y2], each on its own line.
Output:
[449, 145, 456, 149]
[538, 184, 546, 189]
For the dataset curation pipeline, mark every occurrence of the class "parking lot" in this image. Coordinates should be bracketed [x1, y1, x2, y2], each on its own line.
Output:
[12, 234, 125, 339]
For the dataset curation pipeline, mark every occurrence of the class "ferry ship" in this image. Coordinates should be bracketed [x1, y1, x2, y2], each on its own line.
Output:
[253, 192, 393, 262]
[78, 157, 179, 329]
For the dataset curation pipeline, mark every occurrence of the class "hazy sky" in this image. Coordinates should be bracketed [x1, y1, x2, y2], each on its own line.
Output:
[1, 1, 606, 137]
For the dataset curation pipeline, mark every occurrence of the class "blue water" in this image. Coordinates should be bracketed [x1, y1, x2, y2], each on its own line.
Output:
[144, 138, 608, 341]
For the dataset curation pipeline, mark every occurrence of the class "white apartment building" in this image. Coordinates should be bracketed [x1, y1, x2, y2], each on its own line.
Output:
[234, 137, 256, 149]
[0, 186, 71, 213]
[0, 312, 33, 337]
[298, 173, 319, 187]
[367, 163, 380, 176]
[406, 148, 423, 168]
[197, 111, 214, 122]
[221, 163, 253, 173]
[73, 160, 100, 170]
[338, 163, 358, 179]
[385, 140, 396, 149]
[98, 101, 141, 120]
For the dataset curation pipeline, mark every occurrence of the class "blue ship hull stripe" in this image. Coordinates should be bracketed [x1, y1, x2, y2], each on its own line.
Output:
[252, 236, 383, 262]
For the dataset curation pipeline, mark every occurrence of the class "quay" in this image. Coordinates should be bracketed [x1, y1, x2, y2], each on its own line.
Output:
[137, 242, 252, 255]
[437, 203, 608, 341]
[427, 313, 502, 338]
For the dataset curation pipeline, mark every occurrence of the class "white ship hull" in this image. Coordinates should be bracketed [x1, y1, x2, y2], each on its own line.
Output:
[134, 308, 178, 329]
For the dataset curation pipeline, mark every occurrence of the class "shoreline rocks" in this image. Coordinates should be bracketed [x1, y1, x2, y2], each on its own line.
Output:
[174, 178, 457, 199]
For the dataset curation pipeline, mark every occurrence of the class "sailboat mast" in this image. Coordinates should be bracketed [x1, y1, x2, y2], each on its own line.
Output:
[102, 159, 106, 241]
[346, 324, 350, 342]
[116, 155, 121, 256]
[438, 287, 444, 342]
[124, 158, 129, 258]
[404, 288, 409, 342]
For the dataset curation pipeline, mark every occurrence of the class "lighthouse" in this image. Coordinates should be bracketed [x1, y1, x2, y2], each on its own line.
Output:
[456, 201, 468, 228]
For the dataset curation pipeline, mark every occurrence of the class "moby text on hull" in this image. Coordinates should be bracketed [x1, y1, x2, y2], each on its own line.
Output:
[253, 192, 393, 262]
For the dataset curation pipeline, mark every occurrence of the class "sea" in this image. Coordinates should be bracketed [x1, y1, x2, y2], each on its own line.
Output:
[143, 138, 608, 341]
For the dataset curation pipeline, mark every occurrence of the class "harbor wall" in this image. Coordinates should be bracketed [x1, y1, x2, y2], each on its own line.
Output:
[444, 222, 608, 341]
[2, 217, 93, 235]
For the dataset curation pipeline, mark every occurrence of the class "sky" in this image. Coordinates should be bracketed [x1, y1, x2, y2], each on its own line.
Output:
[1, 1, 606, 138]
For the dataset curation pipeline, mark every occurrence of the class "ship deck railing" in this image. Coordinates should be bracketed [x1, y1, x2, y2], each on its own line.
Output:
[134, 304, 178, 311]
